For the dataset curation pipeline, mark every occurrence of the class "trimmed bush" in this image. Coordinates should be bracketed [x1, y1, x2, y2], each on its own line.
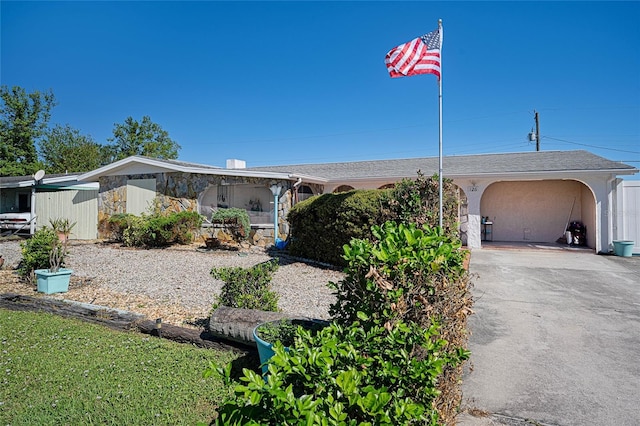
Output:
[287, 189, 387, 266]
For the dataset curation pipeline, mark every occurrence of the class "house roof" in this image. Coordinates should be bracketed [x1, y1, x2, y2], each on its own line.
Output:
[78, 155, 294, 182]
[248, 150, 637, 182]
[0, 173, 84, 189]
[5, 150, 635, 189]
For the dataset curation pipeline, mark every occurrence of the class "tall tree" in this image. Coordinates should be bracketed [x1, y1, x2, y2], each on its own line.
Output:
[107, 116, 180, 161]
[0, 86, 56, 176]
[39, 124, 110, 174]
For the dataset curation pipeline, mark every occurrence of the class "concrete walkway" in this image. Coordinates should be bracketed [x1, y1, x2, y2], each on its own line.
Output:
[459, 246, 639, 426]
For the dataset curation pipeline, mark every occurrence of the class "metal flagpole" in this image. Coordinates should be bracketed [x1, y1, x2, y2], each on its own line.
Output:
[438, 19, 443, 229]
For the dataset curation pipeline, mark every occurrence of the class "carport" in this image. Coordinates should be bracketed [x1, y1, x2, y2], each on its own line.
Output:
[479, 179, 596, 249]
[449, 151, 637, 254]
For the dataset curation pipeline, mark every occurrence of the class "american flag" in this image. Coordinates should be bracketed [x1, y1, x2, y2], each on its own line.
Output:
[385, 28, 442, 79]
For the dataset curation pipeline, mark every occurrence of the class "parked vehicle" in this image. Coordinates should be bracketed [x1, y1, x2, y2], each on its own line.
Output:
[0, 212, 34, 231]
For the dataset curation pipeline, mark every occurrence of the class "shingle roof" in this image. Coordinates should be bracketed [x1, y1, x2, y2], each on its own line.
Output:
[133, 155, 221, 170]
[248, 150, 636, 181]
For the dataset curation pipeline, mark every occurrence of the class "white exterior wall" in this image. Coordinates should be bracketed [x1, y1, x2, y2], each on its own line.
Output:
[615, 180, 640, 254]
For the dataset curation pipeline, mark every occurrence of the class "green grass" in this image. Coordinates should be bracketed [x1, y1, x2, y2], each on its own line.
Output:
[0, 308, 249, 425]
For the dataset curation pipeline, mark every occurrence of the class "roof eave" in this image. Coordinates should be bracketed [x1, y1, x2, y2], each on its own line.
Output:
[444, 168, 638, 179]
[0, 175, 81, 189]
[77, 156, 299, 182]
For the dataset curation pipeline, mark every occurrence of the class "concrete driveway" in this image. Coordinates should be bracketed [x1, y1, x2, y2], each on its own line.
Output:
[460, 246, 640, 426]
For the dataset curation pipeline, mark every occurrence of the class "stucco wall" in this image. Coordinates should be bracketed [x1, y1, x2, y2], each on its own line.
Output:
[580, 184, 596, 248]
[480, 180, 589, 243]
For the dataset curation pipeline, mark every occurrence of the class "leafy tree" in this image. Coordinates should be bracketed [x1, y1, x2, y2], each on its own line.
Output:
[106, 115, 180, 161]
[0, 86, 56, 176]
[39, 124, 110, 173]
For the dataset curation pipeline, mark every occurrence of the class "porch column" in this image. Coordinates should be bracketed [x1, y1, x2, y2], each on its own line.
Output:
[456, 179, 489, 249]
[581, 175, 614, 254]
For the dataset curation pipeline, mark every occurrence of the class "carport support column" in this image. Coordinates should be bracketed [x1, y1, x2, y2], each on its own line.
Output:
[583, 176, 613, 254]
[465, 183, 485, 249]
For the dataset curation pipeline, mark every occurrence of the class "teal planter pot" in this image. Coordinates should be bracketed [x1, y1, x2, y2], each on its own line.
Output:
[253, 318, 329, 376]
[253, 325, 278, 376]
[35, 268, 73, 294]
[612, 240, 634, 257]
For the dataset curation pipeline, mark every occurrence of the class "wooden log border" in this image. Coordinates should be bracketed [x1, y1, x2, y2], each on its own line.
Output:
[0, 293, 251, 354]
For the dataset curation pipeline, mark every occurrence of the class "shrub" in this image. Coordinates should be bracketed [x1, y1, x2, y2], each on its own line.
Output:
[211, 318, 466, 425]
[287, 189, 387, 266]
[330, 221, 472, 424]
[19, 228, 59, 277]
[382, 171, 461, 239]
[254, 318, 327, 348]
[108, 211, 202, 248]
[208, 221, 471, 425]
[104, 213, 135, 241]
[211, 259, 280, 311]
[211, 208, 250, 242]
[172, 210, 202, 244]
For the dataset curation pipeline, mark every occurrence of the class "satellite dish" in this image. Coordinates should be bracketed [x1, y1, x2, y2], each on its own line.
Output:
[33, 170, 45, 181]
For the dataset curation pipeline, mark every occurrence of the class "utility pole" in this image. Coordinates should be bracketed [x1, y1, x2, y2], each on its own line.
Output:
[534, 110, 540, 151]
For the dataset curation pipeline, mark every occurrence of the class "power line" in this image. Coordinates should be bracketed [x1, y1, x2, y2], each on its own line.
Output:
[543, 136, 640, 155]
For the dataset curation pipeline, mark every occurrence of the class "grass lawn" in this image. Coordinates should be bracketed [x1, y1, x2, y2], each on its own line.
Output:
[0, 308, 250, 425]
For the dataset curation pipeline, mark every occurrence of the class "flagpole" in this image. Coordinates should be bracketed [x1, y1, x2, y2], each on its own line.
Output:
[438, 19, 443, 229]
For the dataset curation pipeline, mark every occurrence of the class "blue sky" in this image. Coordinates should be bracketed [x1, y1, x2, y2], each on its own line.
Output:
[1, 1, 639, 177]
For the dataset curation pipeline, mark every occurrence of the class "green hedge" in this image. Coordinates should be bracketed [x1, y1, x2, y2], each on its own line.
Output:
[286, 174, 461, 267]
[287, 189, 388, 266]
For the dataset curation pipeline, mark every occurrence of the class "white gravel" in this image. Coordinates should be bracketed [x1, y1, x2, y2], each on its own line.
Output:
[0, 239, 341, 320]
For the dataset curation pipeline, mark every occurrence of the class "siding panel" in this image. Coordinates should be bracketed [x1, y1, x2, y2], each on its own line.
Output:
[35, 189, 98, 240]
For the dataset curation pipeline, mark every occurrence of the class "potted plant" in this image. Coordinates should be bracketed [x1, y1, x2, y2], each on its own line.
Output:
[34, 227, 73, 294]
[253, 318, 328, 375]
[49, 217, 76, 243]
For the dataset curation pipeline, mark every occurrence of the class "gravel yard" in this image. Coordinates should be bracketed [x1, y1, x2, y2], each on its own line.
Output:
[0, 239, 342, 327]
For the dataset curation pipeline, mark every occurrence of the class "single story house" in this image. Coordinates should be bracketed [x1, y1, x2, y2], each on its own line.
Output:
[77, 157, 302, 246]
[249, 150, 638, 253]
[75, 150, 637, 254]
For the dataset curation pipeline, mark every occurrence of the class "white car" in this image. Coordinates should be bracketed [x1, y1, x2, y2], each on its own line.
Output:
[0, 212, 34, 231]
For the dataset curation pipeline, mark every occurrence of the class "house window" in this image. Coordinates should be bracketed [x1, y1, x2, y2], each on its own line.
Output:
[17, 193, 31, 212]
[297, 185, 315, 202]
[333, 185, 355, 193]
[126, 179, 156, 215]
